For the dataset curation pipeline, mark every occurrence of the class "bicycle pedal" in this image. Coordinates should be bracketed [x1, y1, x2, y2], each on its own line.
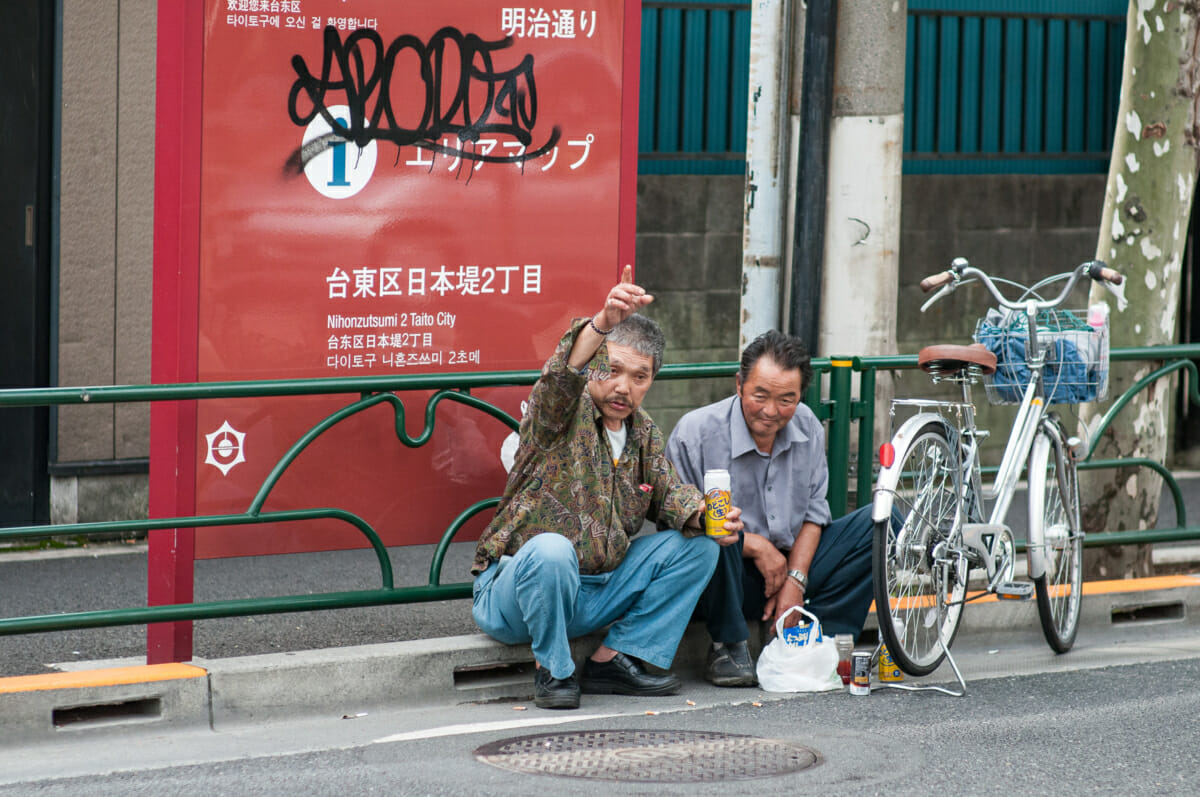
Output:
[995, 581, 1034, 600]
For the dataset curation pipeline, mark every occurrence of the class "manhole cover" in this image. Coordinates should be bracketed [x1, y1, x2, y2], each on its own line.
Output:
[473, 729, 821, 782]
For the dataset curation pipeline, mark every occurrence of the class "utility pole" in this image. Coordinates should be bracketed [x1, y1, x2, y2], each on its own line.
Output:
[738, 0, 792, 348]
[816, 0, 905, 364]
[740, 0, 906, 399]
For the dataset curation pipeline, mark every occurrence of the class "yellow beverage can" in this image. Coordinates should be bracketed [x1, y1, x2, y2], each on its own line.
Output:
[879, 644, 904, 682]
[703, 469, 732, 537]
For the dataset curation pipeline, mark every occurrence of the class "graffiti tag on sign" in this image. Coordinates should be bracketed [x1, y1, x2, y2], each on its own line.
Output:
[286, 26, 560, 175]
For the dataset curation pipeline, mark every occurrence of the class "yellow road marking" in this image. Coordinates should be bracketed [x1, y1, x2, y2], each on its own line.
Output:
[871, 574, 1200, 613]
[0, 663, 206, 694]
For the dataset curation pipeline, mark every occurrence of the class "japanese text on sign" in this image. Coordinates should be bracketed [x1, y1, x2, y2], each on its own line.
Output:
[403, 133, 594, 173]
[500, 8, 597, 38]
[325, 265, 543, 299]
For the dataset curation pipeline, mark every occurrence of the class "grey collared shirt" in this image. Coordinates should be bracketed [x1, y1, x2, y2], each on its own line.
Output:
[666, 395, 831, 550]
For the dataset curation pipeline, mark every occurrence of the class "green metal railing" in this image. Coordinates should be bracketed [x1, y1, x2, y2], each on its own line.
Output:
[1, 346, 1198, 638]
[0, 372, 537, 636]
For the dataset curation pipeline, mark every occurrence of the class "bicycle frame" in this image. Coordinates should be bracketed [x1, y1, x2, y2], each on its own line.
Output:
[870, 385, 1045, 590]
[874, 263, 1095, 592]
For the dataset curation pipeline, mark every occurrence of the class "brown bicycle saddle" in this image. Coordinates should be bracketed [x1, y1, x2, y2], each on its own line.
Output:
[917, 343, 997, 375]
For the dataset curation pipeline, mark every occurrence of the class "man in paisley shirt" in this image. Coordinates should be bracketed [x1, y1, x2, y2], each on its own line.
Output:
[472, 267, 743, 709]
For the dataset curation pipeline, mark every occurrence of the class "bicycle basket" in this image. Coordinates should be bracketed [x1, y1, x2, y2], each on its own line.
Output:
[972, 306, 1109, 405]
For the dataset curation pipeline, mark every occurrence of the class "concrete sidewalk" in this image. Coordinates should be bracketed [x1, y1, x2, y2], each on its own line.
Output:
[3, 573, 1198, 746]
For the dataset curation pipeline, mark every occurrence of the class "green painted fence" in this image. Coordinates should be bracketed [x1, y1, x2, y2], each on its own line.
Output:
[905, 0, 1127, 174]
[637, 0, 1129, 175]
[638, 0, 751, 175]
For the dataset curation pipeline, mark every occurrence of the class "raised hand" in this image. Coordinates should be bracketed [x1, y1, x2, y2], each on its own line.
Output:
[568, 265, 656, 371]
[595, 264, 654, 333]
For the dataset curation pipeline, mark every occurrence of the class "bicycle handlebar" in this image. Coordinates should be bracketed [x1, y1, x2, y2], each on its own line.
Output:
[1085, 261, 1124, 285]
[918, 258, 1123, 313]
[919, 271, 955, 292]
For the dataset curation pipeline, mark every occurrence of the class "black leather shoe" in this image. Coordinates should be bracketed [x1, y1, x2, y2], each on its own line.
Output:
[534, 666, 580, 709]
[706, 640, 757, 687]
[580, 652, 681, 696]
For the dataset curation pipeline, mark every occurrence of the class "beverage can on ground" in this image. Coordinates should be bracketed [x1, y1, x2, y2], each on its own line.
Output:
[703, 469, 732, 537]
[879, 644, 904, 682]
[850, 651, 871, 695]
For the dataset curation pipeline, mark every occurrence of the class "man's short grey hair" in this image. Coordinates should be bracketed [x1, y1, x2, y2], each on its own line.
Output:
[608, 314, 666, 375]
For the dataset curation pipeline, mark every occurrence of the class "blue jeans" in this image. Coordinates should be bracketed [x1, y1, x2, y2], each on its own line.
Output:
[472, 530, 720, 680]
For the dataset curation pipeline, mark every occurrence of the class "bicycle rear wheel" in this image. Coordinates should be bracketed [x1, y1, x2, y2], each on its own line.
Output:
[873, 423, 968, 676]
[1027, 423, 1083, 652]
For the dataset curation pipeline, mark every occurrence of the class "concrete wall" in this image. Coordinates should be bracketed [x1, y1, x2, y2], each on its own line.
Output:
[53, 0, 155, 520]
[898, 174, 1107, 352]
[636, 175, 745, 433]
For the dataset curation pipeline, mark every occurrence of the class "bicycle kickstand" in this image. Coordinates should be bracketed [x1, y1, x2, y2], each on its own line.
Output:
[871, 610, 968, 698]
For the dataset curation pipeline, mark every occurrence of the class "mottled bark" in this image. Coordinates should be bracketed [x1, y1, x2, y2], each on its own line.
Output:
[1080, 0, 1200, 579]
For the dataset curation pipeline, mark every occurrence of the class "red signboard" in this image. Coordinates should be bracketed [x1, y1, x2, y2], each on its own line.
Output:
[151, 0, 640, 572]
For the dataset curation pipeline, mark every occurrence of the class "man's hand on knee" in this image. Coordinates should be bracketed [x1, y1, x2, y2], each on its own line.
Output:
[743, 532, 786, 596]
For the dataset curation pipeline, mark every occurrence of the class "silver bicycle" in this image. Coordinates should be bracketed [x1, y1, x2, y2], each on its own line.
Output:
[871, 258, 1124, 678]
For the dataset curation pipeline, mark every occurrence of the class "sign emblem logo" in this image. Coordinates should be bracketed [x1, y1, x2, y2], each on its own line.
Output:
[302, 104, 378, 199]
[205, 420, 247, 476]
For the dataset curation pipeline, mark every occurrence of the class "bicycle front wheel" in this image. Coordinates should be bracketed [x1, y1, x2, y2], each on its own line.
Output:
[873, 422, 968, 676]
[1027, 423, 1083, 653]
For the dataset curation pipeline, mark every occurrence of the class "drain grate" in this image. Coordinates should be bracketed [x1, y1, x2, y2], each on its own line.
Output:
[474, 729, 821, 782]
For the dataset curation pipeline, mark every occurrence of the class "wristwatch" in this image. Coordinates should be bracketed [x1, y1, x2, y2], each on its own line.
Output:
[787, 569, 808, 591]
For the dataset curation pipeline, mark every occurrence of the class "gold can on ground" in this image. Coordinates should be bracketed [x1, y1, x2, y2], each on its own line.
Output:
[703, 469, 732, 537]
[878, 644, 904, 682]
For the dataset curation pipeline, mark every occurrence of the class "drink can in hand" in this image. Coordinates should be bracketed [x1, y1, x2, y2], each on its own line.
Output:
[703, 469, 732, 537]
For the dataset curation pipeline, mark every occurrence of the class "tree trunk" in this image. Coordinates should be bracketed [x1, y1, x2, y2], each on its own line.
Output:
[1080, 0, 1200, 579]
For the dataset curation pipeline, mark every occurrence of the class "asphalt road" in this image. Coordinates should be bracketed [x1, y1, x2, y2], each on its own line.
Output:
[2, 643, 1198, 795]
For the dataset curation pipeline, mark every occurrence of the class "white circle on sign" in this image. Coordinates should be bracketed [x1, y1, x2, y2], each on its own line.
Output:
[302, 104, 378, 199]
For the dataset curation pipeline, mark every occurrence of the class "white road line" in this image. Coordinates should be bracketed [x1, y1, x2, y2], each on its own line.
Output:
[372, 712, 619, 744]
[0, 544, 147, 562]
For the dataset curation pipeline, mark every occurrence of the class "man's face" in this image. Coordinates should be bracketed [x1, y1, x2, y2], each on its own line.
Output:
[736, 356, 803, 447]
[587, 342, 655, 431]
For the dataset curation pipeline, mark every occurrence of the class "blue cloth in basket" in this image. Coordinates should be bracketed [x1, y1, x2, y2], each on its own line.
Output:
[976, 325, 1095, 404]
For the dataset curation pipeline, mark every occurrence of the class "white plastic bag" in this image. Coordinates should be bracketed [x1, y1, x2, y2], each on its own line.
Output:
[755, 606, 842, 693]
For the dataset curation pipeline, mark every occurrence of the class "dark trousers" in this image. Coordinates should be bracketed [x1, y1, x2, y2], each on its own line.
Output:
[694, 505, 876, 643]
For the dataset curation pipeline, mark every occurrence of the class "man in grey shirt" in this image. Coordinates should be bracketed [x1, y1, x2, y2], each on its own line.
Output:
[666, 330, 875, 687]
